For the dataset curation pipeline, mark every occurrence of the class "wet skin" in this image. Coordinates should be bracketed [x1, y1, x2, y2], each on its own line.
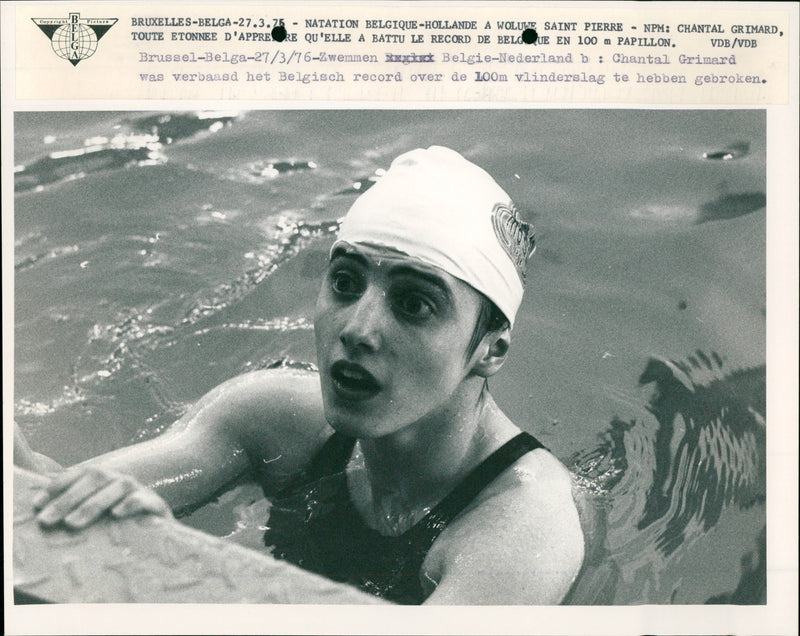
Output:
[316, 243, 492, 441]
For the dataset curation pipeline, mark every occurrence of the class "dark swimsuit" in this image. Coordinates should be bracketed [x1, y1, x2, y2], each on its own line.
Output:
[263, 431, 546, 604]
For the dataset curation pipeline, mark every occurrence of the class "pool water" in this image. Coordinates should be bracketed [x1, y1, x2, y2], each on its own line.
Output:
[13, 109, 766, 604]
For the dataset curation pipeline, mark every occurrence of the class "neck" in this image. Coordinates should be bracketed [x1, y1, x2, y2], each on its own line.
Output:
[349, 380, 517, 532]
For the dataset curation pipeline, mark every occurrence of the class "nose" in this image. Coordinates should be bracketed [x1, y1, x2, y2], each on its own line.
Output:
[339, 288, 386, 354]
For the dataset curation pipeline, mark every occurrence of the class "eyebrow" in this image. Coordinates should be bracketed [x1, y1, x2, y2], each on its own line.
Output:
[330, 246, 368, 267]
[387, 265, 451, 298]
[330, 246, 451, 298]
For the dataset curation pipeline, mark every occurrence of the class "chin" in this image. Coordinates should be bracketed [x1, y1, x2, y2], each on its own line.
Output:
[323, 403, 396, 440]
[325, 406, 374, 436]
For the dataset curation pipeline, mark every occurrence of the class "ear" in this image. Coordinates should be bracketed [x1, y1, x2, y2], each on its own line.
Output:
[470, 327, 511, 378]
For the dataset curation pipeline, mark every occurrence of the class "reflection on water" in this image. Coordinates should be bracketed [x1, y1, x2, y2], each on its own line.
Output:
[567, 353, 765, 604]
[636, 355, 765, 551]
[697, 191, 767, 224]
[706, 526, 766, 604]
[14, 112, 239, 193]
[15, 144, 159, 192]
[13, 110, 766, 604]
[702, 140, 750, 161]
[130, 111, 240, 143]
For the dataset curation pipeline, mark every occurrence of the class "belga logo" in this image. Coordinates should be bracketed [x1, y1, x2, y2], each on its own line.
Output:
[32, 13, 118, 66]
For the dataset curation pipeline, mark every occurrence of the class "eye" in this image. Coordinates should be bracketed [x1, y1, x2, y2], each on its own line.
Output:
[391, 290, 435, 320]
[330, 269, 362, 297]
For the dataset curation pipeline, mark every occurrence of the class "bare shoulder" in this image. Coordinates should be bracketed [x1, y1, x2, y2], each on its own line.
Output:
[422, 448, 585, 605]
[207, 367, 325, 426]
[190, 367, 332, 489]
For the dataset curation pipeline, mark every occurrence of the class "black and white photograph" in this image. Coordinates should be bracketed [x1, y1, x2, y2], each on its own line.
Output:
[12, 109, 769, 609]
[4, 1, 798, 634]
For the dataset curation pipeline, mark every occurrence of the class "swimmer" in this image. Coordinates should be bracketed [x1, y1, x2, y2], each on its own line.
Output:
[20, 147, 585, 604]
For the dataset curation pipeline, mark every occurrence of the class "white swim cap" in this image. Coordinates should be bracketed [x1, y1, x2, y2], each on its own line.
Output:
[333, 146, 535, 327]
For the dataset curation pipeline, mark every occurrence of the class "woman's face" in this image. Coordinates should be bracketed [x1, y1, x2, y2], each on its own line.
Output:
[314, 243, 485, 439]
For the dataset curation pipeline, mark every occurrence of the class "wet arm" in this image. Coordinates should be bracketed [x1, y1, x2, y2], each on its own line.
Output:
[34, 369, 331, 523]
[422, 455, 585, 605]
[81, 369, 330, 512]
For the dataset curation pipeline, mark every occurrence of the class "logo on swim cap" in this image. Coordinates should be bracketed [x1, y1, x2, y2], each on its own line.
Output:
[491, 203, 536, 283]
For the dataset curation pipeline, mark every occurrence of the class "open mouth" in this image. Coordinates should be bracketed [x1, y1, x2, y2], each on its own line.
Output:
[330, 360, 381, 400]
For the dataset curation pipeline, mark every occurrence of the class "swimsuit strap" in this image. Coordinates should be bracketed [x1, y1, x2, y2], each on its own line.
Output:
[305, 432, 357, 482]
[420, 431, 546, 532]
[301, 430, 545, 531]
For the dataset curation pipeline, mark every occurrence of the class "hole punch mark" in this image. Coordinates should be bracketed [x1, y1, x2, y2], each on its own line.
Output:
[271, 25, 287, 42]
[522, 28, 538, 44]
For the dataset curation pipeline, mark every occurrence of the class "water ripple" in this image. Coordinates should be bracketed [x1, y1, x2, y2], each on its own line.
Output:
[635, 353, 766, 554]
[14, 111, 241, 193]
[566, 351, 765, 603]
[192, 317, 313, 337]
[181, 219, 338, 325]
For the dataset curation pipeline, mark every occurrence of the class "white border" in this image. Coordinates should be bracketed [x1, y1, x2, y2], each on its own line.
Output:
[3, 2, 798, 635]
